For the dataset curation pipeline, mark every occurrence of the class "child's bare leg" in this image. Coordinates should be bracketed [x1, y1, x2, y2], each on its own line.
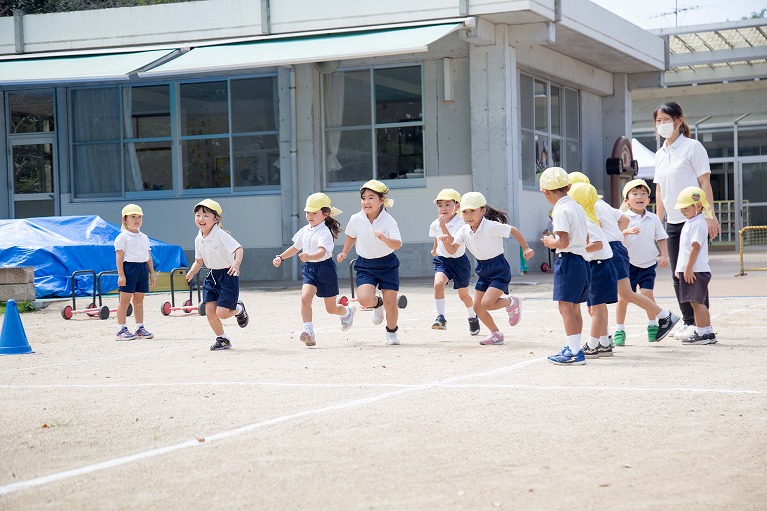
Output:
[618, 279, 662, 317]
[117, 291, 133, 324]
[615, 298, 629, 325]
[474, 289, 499, 332]
[481, 286, 509, 311]
[433, 272, 448, 299]
[324, 296, 346, 316]
[691, 302, 710, 328]
[640, 288, 657, 320]
[382, 289, 399, 330]
[132, 292, 145, 324]
[300, 284, 316, 323]
[457, 287, 473, 308]
[558, 301, 581, 336]
[206, 302, 224, 336]
[589, 304, 608, 338]
[356, 284, 378, 309]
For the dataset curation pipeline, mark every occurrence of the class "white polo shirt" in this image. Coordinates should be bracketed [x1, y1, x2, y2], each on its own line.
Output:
[452, 217, 511, 261]
[552, 195, 588, 258]
[675, 214, 710, 274]
[595, 199, 625, 243]
[623, 209, 668, 268]
[585, 221, 613, 262]
[346, 209, 401, 259]
[194, 224, 242, 270]
[292, 223, 334, 262]
[429, 214, 467, 258]
[114, 230, 150, 263]
[655, 135, 711, 224]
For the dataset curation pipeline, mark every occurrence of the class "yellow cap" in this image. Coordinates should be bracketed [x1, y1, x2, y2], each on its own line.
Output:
[433, 188, 461, 204]
[459, 192, 487, 211]
[539, 167, 570, 191]
[568, 182, 600, 225]
[623, 178, 652, 199]
[674, 186, 712, 217]
[121, 204, 143, 217]
[195, 198, 222, 215]
[568, 172, 590, 184]
[360, 179, 389, 194]
[304, 192, 342, 217]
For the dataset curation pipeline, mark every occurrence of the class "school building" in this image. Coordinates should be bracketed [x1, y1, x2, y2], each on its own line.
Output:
[4, 0, 756, 281]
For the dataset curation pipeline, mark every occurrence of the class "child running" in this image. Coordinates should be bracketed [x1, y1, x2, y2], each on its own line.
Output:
[674, 186, 717, 344]
[568, 172, 679, 344]
[540, 167, 589, 365]
[114, 204, 156, 341]
[337, 180, 403, 345]
[273, 193, 355, 347]
[428, 188, 480, 335]
[441, 192, 533, 346]
[568, 183, 618, 359]
[615, 179, 670, 344]
[186, 199, 249, 351]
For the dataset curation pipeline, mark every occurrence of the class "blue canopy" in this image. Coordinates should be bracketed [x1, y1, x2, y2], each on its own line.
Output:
[0, 215, 187, 298]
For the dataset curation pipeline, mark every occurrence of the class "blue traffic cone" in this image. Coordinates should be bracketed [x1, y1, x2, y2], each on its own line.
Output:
[0, 299, 34, 355]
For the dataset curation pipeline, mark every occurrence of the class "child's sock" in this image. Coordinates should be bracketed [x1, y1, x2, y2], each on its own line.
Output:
[118, 324, 126, 329]
[235, 302, 244, 315]
[694, 326, 706, 336]
[587, 336, 600, 349]
[341, 306, 352, 318]
[600, 335, 611, 347]
[567, 334, 581, 353]
[136, 323, 144, 329]
[656, 309, 671, 320]
[219, 332, 229, 340]
[705, 325, 714, 334]
[435, 298, 446, 316]
[615, 324, 625, 331]
[303, 322, 313, 332]
[466, 307, 477, 318]
[648, 319, 659, 326]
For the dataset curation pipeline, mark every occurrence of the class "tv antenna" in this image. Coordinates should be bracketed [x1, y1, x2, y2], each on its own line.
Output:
[651, 1, 701, 26]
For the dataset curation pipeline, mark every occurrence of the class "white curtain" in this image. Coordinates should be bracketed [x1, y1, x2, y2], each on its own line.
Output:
[122, 88, 144, 191]
[72, 88, 121, 195]
[323, 72, 345, 172]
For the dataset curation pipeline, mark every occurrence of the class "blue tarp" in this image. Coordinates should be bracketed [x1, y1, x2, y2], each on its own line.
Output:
[0, 215, 187, 298]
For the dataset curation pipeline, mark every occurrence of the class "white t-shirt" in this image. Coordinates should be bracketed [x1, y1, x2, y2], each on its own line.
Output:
[114, 230, 151, 263]
[551, 195, 588, 258]
[676, 213, 710, 274]
[655, 135, 711, 224]
[429, 214, 467, 258]
[595, 199, 625, 243]
[292, 223, 334, 262]
[194, 224, 242, 270]
[452, 217, 511, 261]
[623, 209, 668, 268]
[345, 209, 401, 259]
[585, 221, 613, 262]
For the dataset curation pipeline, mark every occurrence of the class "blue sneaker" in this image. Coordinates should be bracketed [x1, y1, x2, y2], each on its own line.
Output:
[547, 346, 586, 365]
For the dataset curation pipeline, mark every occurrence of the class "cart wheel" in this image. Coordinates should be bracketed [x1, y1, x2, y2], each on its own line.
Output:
[339, 296, 349, 306]
[540, 262, 550, 272]
[86, 303, 99, 317]
[127, 303, 133, 317]
[398, 295, 408, 309]
[161, 301, 172, 316]
[198, 302, 206, 316]
[184, 299, 192, 313]
[99, 305, 110, 320]
[61, 305, 73, 320]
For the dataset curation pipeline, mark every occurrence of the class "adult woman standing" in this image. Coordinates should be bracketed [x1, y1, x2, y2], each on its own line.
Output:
[653, 101, 720, 340]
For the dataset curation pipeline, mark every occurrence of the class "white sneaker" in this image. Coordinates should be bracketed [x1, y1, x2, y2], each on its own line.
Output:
[372, 302, 385, 325]
[385, 331, 400, 345]
[674, 324, 695, 340]
[340, 306, 356, 331]
[299, 330, 316, 347]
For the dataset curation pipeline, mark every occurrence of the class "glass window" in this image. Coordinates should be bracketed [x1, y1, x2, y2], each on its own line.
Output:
[9, 90, 55, 134]
[182, 138, 231, 190]
[323, 65, 423, 185]
[124, 85, 172, 193]
[737, 125, 767, 157]
[697, 128, 734, 158]
[520, 74, 533, 131]
[231, 77, 277, 133]
[551, 85, 561, 136]
[534, 80, 548, 133]
[232, 134, 280, 188]
[180, 81, 229, 136]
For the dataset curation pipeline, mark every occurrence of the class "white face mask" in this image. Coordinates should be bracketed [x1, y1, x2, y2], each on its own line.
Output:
[657, 121, 676, 139]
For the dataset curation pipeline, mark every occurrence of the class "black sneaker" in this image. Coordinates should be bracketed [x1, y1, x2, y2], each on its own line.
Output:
[432, 314, 447, 330]
[655, 312, 680, 341]
[235, 301, 249, 328]
[583, 344, 600, 359]
[597, 343, 613, 357]
[210, 336, 231, 351]
[468, 316, 480, 336]
[682, 331, 718, 345]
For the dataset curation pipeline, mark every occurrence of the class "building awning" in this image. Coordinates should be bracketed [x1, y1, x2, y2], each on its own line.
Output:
[0, 50, 176, 86]
[139, 23, 462, 77]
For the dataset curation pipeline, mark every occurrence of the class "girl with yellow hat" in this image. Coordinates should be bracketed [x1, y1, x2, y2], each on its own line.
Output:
[337, 180, 403, 345]
[273, 193, 354, 347]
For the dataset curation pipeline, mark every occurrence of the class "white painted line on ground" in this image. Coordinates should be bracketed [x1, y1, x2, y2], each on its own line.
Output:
[0, 357, 541, 497]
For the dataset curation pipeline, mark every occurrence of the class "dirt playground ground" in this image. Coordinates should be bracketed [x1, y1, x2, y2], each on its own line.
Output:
[1, 253, 766, 510]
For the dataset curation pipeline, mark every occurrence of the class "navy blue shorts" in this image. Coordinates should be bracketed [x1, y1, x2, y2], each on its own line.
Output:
[474, 254, 511, 294]
[553, 252, 589, 303]
[433, 255, 471, 289]
[302, 258, 340, 298]
[202, 269, 239, 311]
[354, 253, 400, 291]
[678, 271, 711, 305]
[609, 241, 630, 281]
[587, 259, 618, 306]
[629, 262, 658, 291]
[119, 262, 149, 294]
